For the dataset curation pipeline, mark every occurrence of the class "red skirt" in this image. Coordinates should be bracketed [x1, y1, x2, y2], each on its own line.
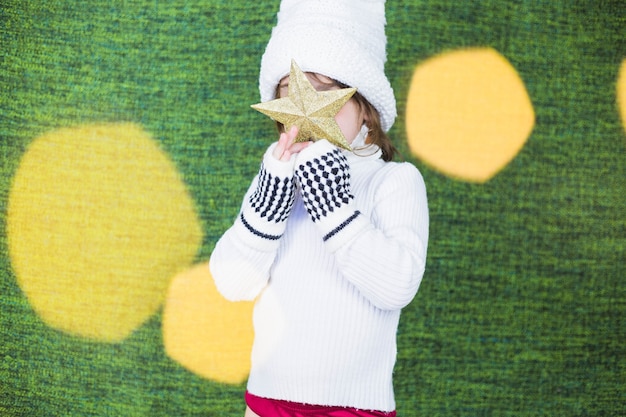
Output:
[245, 391, 397, 417]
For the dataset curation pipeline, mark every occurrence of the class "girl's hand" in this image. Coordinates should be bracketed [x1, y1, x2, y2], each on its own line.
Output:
[272, 126, 311, 161]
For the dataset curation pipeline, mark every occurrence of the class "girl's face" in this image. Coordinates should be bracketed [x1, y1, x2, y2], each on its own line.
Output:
[278, 73, 367, 144]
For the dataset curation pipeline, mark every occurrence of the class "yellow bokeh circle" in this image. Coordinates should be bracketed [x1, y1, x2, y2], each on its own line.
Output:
[7, 123, 203, 342]
[163, 263, 255, 384]
[617, 59, 626, 136]
[406, 47, 535, 183]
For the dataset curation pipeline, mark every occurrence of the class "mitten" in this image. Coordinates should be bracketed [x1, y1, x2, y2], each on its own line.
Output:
[294, 139, 365, 250]
[235, 143, 297, 249]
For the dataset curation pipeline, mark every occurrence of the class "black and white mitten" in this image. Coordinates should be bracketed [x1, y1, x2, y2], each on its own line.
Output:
[236, 143, 297, 249]
[294, 139, 364, 250]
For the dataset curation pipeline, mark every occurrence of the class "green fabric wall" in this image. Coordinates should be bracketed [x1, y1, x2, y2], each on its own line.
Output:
[1, 1, 625, 415]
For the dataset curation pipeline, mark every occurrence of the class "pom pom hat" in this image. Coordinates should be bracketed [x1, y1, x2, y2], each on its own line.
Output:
[259, 0, 397, 132]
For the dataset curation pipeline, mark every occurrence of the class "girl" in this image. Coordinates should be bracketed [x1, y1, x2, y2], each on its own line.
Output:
[209, 1, 429, 415]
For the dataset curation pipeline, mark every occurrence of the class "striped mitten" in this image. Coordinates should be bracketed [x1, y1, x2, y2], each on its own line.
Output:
[237, 143, 297, 247]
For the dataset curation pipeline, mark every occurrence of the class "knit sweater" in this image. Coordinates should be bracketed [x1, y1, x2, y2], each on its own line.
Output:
[209, 137, 429, 412]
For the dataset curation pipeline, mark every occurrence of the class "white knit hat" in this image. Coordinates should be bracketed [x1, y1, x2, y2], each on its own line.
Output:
[259, 0, 397, 132]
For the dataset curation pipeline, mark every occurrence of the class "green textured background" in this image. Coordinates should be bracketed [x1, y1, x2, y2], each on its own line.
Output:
[1, 0, 625, 416]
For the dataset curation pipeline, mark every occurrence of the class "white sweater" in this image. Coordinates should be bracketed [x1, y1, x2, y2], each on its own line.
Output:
[209, 139, 429, 412]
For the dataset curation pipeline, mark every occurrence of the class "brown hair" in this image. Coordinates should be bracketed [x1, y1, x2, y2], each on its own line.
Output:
[274, 75, 397, 162]
[351, 90, 397, 162]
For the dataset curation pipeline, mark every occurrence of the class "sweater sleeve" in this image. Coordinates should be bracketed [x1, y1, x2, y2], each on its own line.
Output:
[209, 143, 296, 301]
[331, 162, 429, 311]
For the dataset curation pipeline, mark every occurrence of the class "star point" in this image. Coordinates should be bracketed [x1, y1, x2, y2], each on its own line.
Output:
[252, 60, 356, 150]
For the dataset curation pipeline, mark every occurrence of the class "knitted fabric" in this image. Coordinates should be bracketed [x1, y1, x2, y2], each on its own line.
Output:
[250, 166, 295, 224]
[259, 0, 396, 131]
[210, 140, 429, 411]
[234, 143, 298, 250]
[295, 140, 361, 244]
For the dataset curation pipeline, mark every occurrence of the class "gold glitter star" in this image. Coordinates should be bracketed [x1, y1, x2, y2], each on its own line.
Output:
[251, 60, 357, 150]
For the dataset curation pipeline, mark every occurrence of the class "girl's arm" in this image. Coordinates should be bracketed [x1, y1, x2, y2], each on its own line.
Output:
[332, 163, 428, 311]
[209, 178, 280, 302]
[209, 148, 296, 301]
[209, 127, 308, 301]
[294, 140, 429, 311]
